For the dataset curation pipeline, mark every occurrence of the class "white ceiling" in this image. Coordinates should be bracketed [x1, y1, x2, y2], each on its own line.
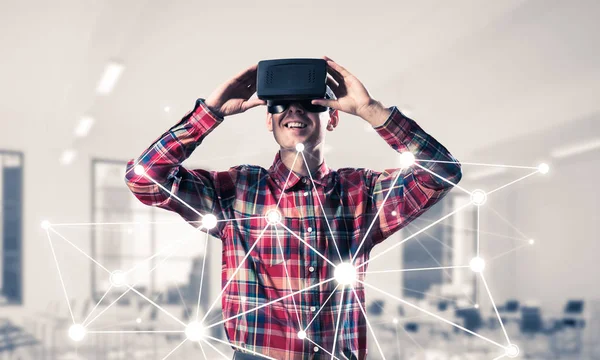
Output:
[1, 0, 599, 168]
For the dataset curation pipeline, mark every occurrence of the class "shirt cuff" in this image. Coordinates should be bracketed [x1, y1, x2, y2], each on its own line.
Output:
[373, 106, 415, 148]
[185, 98, 225, 133]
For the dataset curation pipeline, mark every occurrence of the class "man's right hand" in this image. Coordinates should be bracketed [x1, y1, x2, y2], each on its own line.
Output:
[204, 63, 267, 118]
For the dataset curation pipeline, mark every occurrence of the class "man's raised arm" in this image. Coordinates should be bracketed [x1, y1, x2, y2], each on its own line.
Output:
[124, 99, 229, 230]
[309, 56, 462, 250]
[124, 63, 267, 235]
[364, 106, 462, 247]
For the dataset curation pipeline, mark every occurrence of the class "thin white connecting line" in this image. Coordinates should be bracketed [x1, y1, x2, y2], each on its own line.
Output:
[305, 337, 342, 360]
[477, 205, 481, 257]
[200, 223, 271, 324]
[198, 340, 209, 360]
[81, 285, 113, 325]
[205, 335, 278, 360]
[358, 279, 507, 350]
[414, 163, 472, 195]
[85, 236, 188, 327]
[330, 284, 346, 360]
[276, 150, 300, 209]
[48, 227, 111, 274]
[358, 201, 473, 269]
[45, 230, 76, 324]
[414, 159, 538, 170]
[358, 265, 470, 275]
[480, 273, 511, 346]
[351, 286, 387, 360]
[487, 170, 540, 195]
[278, 223, 338, 268]
[300, 151, 344, 263]
[352, 168, 405, 264]
[489, 243, 531, 263]
[486, 204, 531, 239]
[195, 230, 210, 321]
[205, 278, 336, 330]
[160, 338, 188, 360]
[274, 224, 303, 330]
[199, 337, 232, 360]
[305, 284, 340, 330]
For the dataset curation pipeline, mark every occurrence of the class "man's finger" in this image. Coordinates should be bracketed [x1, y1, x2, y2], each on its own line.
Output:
[326, 59, 351, 78]
[327, 64, 345, 86]
[233, 64, 258, 84]
[311, 98, 339, 110]
[243, 98, 267, 111]
[326, 76, 339, 93]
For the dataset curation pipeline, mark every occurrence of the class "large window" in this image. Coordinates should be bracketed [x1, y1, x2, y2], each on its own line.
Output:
[91, 159, 213, 312]
[0, 150, 24, 305]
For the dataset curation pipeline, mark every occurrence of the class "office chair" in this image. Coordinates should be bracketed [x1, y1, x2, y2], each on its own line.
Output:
[553, 300, 585, 355]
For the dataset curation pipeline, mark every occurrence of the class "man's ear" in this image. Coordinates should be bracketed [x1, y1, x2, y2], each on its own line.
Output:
[266, 113, 273, 132]
[327, 109, 339, 131]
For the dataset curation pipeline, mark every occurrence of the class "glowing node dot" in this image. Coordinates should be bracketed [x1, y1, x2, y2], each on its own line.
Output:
[185, 321, 205, 342]
[297, 330, 307, 339]
[529, 239, 535, 245]
[68, 324, 86, 342]
[334, 262, 357, 285]
[506, 344, 520, 358]
[295, 143, 305, 152]
[399, 152, 415, 168]
[471, 189, 487, 206]
[41, 220, 51, 230]
[474, 304, 480, 309]
[469, 257, 486, 273]
[136, 318, 142, 324]
[392, 318, 398, 324]
[391, 211, 397, 216]
[265, 209, 282, 225]
[109, 270, 127, 287]
[134, 165, 145, 175]
[202, 214, 218, 229]
[164, 106, 170, 113]
[538, 163, 549, 175]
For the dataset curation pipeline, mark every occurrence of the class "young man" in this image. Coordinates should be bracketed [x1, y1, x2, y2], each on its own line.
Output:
[125, 56, 462, 360]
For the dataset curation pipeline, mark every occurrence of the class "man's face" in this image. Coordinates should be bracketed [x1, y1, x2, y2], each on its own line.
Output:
[266, 102, 339, 151]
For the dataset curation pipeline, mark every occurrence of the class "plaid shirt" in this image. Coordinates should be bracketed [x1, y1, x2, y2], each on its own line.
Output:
[125, 98, 462, 359]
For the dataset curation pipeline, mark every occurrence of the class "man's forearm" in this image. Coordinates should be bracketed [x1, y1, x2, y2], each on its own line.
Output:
[359, 100, 393, 127]
[124, 98, 223, 201]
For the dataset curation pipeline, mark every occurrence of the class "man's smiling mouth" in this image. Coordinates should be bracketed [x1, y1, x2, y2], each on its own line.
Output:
[284, 122, 308, 129]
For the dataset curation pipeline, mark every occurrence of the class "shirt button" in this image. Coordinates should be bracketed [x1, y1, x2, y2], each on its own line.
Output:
[303, 191, 309, 196]
[307, 227, 313, 232]
[310, 306, 317, 312]
[314, 346, 319, 352]
[301, 177, 308, 184]
[309, 266, 315, 272]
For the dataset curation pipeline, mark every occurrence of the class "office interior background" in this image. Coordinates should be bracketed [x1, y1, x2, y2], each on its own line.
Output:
[1, 0, 599, 359]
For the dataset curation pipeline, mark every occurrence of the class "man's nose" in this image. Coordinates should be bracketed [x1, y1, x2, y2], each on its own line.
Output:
[287, 102, 305, 112]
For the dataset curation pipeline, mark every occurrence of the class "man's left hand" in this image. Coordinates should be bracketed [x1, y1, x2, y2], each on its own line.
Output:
[311, 56, 390, 126]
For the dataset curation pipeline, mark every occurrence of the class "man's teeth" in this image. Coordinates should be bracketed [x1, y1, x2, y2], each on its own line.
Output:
[285, 122, 307, 129]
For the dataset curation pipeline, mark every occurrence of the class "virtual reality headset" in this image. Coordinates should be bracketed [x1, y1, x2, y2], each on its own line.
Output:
[256, 58, 335, 114]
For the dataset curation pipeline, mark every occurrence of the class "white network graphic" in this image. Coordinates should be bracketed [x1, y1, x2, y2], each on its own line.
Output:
[42, 145, 550, 360]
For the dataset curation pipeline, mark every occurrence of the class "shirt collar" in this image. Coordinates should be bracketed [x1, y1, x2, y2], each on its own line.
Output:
[268, 150, 331, 191]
